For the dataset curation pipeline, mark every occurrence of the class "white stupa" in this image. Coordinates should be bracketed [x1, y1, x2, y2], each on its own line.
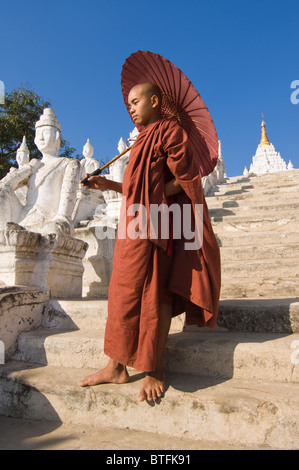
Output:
[246, 119, 294, 175]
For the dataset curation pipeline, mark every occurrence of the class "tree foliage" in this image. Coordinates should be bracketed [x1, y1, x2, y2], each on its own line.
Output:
[0, 86, 77, 179]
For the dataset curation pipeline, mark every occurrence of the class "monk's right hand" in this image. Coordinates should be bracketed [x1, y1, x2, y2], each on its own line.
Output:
[80, 174, 109, 191]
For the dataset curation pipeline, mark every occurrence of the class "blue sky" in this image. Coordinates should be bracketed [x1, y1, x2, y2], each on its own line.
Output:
[1, 0, 298, 176]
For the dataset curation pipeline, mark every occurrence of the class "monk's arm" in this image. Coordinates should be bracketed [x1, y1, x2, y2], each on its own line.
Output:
[82, 176, 181, 196]
[81, 174, 122, 193]
[165, 178, 183, 197]
[104, 179, 122, 193]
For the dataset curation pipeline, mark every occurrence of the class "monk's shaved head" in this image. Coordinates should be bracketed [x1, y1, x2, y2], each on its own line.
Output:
[130, 83, 162, 105]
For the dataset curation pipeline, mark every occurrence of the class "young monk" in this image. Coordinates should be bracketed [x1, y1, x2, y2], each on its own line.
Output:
[78, 82, 221, 403]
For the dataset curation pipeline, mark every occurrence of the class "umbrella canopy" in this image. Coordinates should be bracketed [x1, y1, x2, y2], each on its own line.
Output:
[121, 50, 218, 177]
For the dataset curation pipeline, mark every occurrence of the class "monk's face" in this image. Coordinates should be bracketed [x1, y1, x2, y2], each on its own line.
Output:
[128, 84, 160, 127]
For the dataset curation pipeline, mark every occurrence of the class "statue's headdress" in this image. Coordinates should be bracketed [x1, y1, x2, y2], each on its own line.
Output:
[35, 108, 61, 132]
[17, 136, 29, 154]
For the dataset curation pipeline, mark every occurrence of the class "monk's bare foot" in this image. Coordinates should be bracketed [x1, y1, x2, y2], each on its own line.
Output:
[138, 371, 165, 402]
[78, 359, 129, 387]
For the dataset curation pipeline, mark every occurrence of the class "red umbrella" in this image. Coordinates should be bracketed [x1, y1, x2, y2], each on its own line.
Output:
[121, 50, 218, 177]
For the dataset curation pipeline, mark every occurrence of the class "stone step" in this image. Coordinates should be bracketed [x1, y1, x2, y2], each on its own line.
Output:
[13, 328, 299, 383]
[207, 186, 299, 205]
[42, 299, 185, 333]
[215, 230, 299, 247]
[14, 328, 107, 370]
[207, 198, 299, 213]
[208, 184, 299, 202]
[212, 217, 299, 233]
[220, 244, 299, 261]
[0, 415, 256, 450]
[0, 361, 298, 449]
[42, 299, 108, 331]
[209, 202, 299, 215]
[221, 259, 299, 278]
[44, 297, 299, 334]
[220, 280, 299, 300]
[211, 213, 299, 227]
[211, 211, 299, 226]
[209, 207, 299, 222]
[166, 330, 299, 383]
[217, 298, 299, 333]
[208, 171, 299, 194]
[208, 191, 297, 206]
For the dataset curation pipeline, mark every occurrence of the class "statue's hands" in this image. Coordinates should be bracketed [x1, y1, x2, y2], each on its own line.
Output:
[43, 215, 73, 236]
[55, 215, 73, 235]
[80, 174, 110, 191]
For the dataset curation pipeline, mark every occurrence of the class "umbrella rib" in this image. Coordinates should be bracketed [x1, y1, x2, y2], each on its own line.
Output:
[192, 127, 218, 151]
[182, 92, 202, 110]
[186, 110, 212, 120]
[190, 118, 217, 130]
[188, 130, 211, 158]
[151, 53, 171, 93]
[190, 123, 215, 139]
[158, 55, 177, 98]
[139, 52, 171, 93]
[187, 109, 210, 117]
[127, 57, 159, 87]
[125, 53, 164, 91]
[189, 124, 218, 157]
[186, 105, 207, 111]
[180, 80, 192, 107]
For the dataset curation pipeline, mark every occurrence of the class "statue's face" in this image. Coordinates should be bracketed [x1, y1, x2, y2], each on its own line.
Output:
[16, 150, 29, 167]
[83, 144, 93, 159]
[35, 126, 60, 155]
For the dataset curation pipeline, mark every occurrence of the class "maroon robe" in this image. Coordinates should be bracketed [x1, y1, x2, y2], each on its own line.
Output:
[104, 119, 221, 371]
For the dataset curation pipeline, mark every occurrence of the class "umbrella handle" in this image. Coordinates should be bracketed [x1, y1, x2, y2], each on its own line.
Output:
[81, 145, 133, 185]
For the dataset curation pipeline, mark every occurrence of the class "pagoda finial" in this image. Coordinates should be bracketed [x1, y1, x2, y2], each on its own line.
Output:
[260, 114, 270, 146]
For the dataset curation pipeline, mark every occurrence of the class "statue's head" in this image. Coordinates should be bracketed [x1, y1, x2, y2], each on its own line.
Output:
[34, 108, 61, 157]
[16, 136, 30, 167]
[83, 138, 94, 159]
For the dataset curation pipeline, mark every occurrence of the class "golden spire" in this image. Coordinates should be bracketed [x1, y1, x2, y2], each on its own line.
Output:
[260, 114, 270, 146]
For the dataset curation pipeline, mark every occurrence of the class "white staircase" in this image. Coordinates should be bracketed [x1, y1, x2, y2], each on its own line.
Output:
[1, 170, 299, 450]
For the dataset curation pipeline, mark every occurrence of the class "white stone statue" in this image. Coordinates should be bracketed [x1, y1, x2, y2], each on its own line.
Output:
[15, 136, 30, 205]
[105, 129, 138, 188]
[108, 138, 130, 183]
[16, 136, 30, 168]
[80, 138, 99, 177]
[1, 136, 31, 206]
[0, 108, 81, 235]
[129, 127, 139, 143]
[202, 140, 227, 195]
[72, 138, 104, 224]
[102, 136, 133, 223]
[0, 109, 88, 298]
